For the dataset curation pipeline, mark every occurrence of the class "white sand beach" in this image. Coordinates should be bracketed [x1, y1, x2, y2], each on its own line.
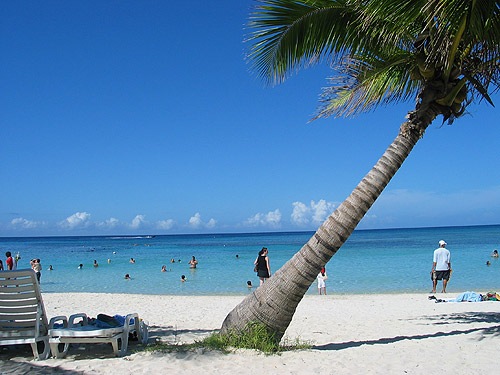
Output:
[2, 292, 499, 374]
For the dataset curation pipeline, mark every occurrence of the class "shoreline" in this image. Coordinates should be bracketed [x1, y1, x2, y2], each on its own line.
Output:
[2, 292, 500, 374]
[42, 290, 500, 299]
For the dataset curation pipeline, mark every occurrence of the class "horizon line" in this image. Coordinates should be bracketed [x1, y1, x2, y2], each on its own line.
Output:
[1, 222, 498, 240]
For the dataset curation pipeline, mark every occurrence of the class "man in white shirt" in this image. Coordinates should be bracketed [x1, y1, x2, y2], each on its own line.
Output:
[431, 240, 452, 293]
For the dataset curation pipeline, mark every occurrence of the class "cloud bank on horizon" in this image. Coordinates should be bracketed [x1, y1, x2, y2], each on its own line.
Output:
[4, 185, 500, 236]
[4, 198, 339, 236]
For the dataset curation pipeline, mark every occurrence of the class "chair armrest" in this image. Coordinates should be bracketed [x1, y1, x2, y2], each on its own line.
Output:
[49, 316, 68, 329]
[123, 313, 139, 331]
[124, 313, 142, 343]
[68, 313, 88, 327]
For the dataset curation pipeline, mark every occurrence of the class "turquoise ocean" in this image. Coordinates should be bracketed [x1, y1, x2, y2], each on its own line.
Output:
[1, 225, 499, 295]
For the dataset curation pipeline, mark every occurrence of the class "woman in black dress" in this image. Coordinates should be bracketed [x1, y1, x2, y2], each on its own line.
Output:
[254, 247, 271, 286]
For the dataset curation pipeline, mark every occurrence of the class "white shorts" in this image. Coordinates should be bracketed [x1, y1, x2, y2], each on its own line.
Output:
[317, 277, 325, 288]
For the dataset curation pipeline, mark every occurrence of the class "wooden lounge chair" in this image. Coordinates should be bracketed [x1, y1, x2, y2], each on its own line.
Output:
[0, 269, 51, 360]
[49, 312, 148, 357]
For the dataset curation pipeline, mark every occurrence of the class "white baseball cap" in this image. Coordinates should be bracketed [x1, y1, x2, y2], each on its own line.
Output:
[439, 240, 447, 246]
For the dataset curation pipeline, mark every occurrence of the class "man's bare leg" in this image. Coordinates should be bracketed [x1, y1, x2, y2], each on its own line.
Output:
[442, 278, 448, 293]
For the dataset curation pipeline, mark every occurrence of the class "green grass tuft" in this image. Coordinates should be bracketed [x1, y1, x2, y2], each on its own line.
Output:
[145, 321, 311, 355]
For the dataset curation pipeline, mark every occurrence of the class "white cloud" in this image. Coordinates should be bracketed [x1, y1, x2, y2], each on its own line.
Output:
[59, 212, 91, 229]
[156, 219, 174, 230]
[188, 213, 217, 229]
[206, 218, 216, 229]
[245, 209, 282, 228]
[130, 215, 147, 229]
[311, 200, 336, 224]
[291, 202, 309, 226]
[10, 217, 47, 229]
[291, 200, 336, 226]
[189, 213, 202, 228]
[97, 217, 119, 229]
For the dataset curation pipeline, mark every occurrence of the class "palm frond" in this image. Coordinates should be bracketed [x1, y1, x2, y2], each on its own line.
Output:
[314, 49, 421, 118]
[246, 0, 360, 85]
[245, 0, 500, 118]
[359, 0, 427, 47]
[423, 0, 500, 69]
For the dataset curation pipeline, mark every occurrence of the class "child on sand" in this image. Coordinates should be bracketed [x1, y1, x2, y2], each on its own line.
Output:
[317, 267, 327, 295]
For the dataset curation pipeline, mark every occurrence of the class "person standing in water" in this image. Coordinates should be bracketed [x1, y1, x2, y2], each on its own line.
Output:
[30, 258, 42, 283]
[5, 252, 14, 270]
[431, 240, 452, 293]
[188, 256, 198, 269]
[254, 247, 271, 286]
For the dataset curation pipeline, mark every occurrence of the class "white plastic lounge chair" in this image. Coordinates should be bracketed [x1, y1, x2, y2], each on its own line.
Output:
[49, 312, 148, 357]
[0, 269, 148, 359]
[0, 269, 51, 360]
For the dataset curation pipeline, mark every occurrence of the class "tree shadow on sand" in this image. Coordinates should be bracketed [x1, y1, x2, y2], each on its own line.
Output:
[313, 312, 500, 351]
[0, 326, 218, 363]
[149, 325, 218, 341]
[420, 311, 500, 325]
[0, 351, 83, 374]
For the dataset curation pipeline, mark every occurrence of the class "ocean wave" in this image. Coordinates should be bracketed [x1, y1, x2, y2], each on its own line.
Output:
[107, 236, 154, 239]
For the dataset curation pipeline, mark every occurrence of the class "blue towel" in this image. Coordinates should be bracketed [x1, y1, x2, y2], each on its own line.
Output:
[93, 319, 115, 328]
[92, 314, 122, 328]
[447, 291, 482, 302]
[87, 314, 135, 328]
[113, 315, 135, 326]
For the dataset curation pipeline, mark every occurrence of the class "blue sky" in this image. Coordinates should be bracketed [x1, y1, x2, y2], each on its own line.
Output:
[1, 0, 499, 237]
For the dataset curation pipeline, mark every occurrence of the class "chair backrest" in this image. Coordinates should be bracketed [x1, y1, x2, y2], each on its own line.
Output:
[0, 269, 48, 341]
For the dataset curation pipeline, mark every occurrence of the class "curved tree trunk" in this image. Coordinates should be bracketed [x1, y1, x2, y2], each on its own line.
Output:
[221, 86, 443, 342]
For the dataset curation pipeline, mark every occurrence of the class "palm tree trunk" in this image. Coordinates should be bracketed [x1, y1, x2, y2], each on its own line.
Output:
[221, 87, 443, 342]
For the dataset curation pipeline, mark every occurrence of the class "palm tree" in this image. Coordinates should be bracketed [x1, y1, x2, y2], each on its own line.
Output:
[221, 0, 500, 341]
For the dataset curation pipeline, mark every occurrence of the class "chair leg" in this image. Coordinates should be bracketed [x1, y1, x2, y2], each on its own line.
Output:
[31, 338, 50, 360]
[50, 341, 69, 358]
[140, 322, 149, 345]
[111, 333, 129, 356]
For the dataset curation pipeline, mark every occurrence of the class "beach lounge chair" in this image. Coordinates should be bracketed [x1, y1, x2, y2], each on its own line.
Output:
[0, 269, 51, 360]
[1, 269, 148, 359]
[48, 312, 148, 357]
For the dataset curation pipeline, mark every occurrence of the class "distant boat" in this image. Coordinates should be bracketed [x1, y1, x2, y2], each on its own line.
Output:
[145, 235, 156, 239]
